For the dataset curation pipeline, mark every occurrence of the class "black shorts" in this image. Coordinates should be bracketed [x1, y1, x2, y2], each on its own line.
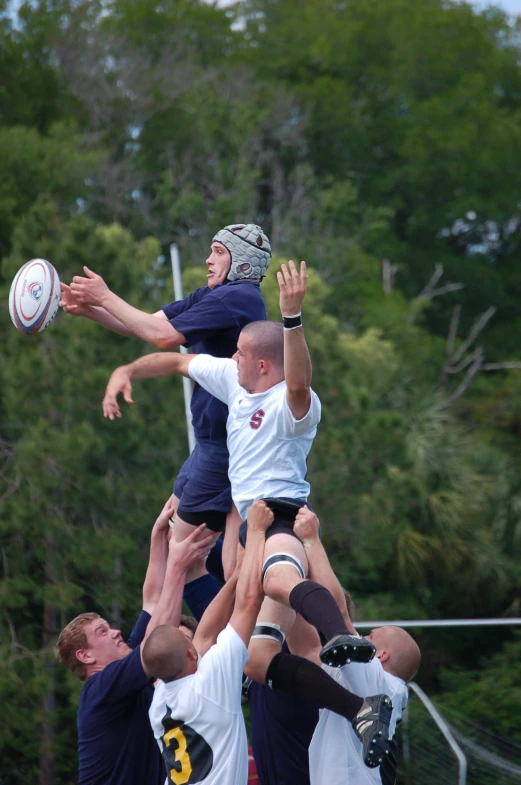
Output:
[238, 497, 311, 547]
[176, 507, 228, 533]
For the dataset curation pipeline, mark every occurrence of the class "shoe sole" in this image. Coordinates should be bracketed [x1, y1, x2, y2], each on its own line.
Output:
[320, 640, 376, 667]
[365, 733, 391, 767]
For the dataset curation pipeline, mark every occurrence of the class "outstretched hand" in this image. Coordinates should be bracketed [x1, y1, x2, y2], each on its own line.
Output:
[168, 525, 219, 573]
[70, 266, 110, 307]
[293, 506, 320, 544]
[103, 367, 134, 420]
[153, 497, 176, 535]
[59, 282, 90, 316]
[278, 260, 307, 317]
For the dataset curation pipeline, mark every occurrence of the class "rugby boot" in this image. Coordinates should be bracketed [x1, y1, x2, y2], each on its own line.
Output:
[320, 634, 376, 667]
[352, 694, 393, 768]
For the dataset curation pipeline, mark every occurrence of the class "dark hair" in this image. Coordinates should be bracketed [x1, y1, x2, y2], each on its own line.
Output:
[179, 614, 198, 634]
[241, 320, 284, 369]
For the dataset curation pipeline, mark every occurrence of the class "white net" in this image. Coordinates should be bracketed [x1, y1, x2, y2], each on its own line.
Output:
[398, 689, 521, 784]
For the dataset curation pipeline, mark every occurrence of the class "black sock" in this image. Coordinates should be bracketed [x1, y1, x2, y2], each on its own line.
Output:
[289, 580, 350, 644]
[266, 651, 363, 721]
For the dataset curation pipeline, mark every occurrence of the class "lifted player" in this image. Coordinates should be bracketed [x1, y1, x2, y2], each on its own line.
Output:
[102, 259, 376, 671]
[63, 224, 270, 578]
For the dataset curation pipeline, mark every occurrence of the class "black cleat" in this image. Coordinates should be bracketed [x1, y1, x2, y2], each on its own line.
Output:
[320, 634, 376, 667]
[352, 694, 393, 768]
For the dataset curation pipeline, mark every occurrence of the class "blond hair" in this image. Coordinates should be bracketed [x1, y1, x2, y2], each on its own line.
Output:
[55, 612, 100, 681]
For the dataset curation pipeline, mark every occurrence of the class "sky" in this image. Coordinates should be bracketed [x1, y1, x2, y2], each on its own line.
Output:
[212, 0, 521, 10]
[473, 0, 521, 13]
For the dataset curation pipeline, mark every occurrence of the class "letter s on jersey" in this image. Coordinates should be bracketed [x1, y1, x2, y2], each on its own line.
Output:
[250, 409, 265, 430]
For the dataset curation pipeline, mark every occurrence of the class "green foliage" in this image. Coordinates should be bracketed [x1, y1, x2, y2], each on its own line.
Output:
[2, 0, 521, 780]
[438, 632, 521, 744]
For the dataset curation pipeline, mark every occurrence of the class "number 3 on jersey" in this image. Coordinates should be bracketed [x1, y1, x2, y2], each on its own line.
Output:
[163, 727, 192, 785]
[161, 712, 213, 785]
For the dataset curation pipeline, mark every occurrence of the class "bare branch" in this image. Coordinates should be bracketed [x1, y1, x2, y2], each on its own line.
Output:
[443, 349, 484, 407]
[482, 362, 521, 371]
[382, 259, 399, 295]
[418, 263, 444, 298]
[443, 347, 482, 375]
[409, 264, 464, 324]
[440, 299, 521, 403]
[449, 306, 496, 366]
[447, 305, 461, 357]
[429, 283, 465, 298]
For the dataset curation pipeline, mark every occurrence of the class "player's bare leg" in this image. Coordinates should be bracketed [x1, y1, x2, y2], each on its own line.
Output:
[245, 596, 296, 684]
[222, 504, 241, 581]
[171, 512, 220, 582]
[262, 532, 376, 665]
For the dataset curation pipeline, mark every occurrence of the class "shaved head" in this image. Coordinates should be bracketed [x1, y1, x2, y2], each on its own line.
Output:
[142, 625, 193, 682]
[367, 626, 421, 682]
[241, 321, 284, 369]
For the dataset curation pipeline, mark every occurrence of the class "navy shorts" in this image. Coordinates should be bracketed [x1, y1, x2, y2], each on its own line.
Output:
[173, 440, 232, 530]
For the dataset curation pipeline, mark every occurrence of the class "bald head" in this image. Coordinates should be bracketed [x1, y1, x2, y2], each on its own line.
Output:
[367, 626, 421, 682]
[142, 625, 193, 683]
[241, 321, 284, 370]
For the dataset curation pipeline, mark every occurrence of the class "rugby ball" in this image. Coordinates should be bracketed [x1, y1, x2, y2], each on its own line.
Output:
[9, 258, 61, 334]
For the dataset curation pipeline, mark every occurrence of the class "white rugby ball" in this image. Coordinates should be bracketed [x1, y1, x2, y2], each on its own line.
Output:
[9, 258, 61, 334]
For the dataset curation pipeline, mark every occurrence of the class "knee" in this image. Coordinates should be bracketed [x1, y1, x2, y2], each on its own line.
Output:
[262, 553, 306, 603]
[262, 570, 288, 603]
[246, 638, 283, 685]
[244, 658, 269, 685]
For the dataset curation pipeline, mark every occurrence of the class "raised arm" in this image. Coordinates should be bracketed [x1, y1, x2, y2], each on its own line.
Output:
[140, 524, 216, 675]
[278, 260, 311, 420]
[229, 501, 274, 645]
[67, 267, 187, 348]
[142, 498, 174, 614]
[293, 507, 357, 634]
[102, 351, 196, 419]
[192, 560, 241, 657]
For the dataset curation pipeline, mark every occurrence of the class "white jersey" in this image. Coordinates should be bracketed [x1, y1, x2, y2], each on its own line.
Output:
[309, 659, 408, 785]
[149, 624, 249, 785]
[188, 355, 321, 520]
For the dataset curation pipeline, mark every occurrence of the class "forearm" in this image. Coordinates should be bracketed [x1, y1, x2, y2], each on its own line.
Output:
[235, 530, 266, 612]
[84, 305, 140, 337]
[284, 326, 312, 390]
[142, 528, 169, 613]
[222, 517, 241, 581]
[284, 327, 312, 418]
[304, 538, 356, 632]
[126, 352, 195, 380]
[102, 290, 185, 349]
[143, 560, 187, 644]
[193, 571, 239, 653]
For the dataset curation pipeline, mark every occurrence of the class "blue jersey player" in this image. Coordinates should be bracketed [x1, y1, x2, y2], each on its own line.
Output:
[54, 500, 216, 785]
[61, 224, 270, 577]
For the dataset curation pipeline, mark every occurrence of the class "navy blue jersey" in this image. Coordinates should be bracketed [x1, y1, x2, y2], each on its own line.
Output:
[77, 611, 163, 785]
[249, 662, 319, 785]
[161, 280, 266, 442]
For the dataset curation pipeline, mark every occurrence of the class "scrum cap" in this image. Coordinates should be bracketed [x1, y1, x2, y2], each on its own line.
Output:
[212, 223, 271, 282]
